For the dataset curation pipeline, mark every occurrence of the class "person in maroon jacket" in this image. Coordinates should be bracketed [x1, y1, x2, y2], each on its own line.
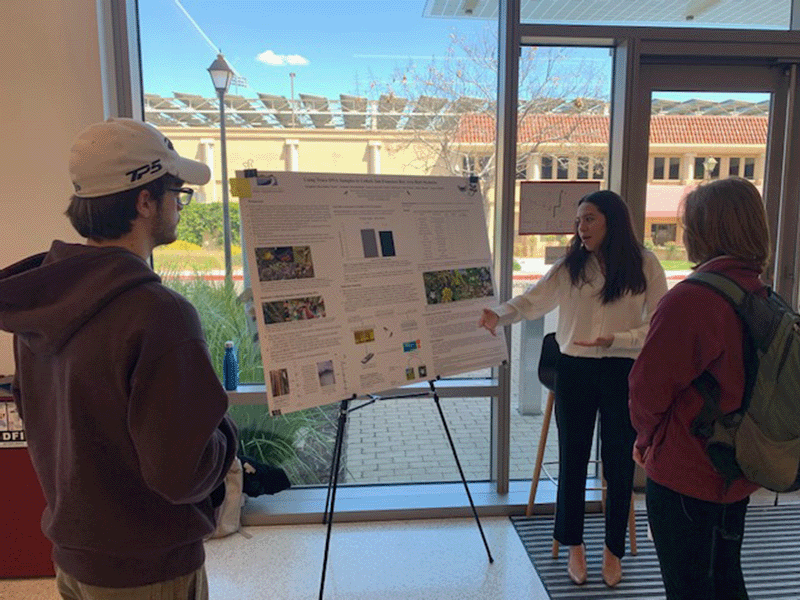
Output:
[629, 177, 768, 600]
[0, 118, 238, 599]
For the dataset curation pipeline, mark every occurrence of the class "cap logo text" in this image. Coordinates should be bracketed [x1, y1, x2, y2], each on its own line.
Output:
[126, 159, 163, 182]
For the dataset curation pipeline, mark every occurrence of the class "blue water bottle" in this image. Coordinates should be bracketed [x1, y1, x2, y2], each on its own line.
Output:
[223, 340, 239, 391]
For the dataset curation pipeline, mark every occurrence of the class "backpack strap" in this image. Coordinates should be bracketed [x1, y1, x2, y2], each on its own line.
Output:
[684, 271, 747, 309]
[683, 271, 751, 437]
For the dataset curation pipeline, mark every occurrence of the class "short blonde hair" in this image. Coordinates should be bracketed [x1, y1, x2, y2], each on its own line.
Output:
[681, 177, 770, 269]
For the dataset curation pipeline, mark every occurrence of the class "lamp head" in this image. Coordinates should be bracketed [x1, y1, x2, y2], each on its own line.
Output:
[208, 53, 234, 94]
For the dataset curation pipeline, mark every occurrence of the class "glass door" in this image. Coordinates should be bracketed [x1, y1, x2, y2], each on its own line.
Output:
[634, 61, 793, 293]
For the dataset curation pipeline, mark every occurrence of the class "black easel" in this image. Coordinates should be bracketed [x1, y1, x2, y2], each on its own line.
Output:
[318, 380, 494, 600]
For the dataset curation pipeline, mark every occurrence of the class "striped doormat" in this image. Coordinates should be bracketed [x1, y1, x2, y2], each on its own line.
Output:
[511, 503, 800, 599]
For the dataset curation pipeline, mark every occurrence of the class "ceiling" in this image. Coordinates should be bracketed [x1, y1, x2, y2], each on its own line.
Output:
[423, 0, 790, 30]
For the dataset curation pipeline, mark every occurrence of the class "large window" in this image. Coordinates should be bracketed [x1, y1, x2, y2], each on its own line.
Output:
[138, 0, 499, 488]
[130, 1, 800, 512]
[509, 45, 613, 483]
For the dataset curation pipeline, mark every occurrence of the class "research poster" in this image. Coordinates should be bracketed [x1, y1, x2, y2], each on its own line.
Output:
[235, 172, 508, 414]
[518, 180, 600, 234]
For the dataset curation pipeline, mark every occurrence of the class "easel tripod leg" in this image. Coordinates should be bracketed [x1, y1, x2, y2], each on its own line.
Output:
[323, 402, 346, 525]
[319, 398, 349, 600]
[431, 389, 494, 563]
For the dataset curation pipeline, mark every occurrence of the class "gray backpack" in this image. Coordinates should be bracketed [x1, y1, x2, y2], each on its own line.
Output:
[685, 271, 800, 492]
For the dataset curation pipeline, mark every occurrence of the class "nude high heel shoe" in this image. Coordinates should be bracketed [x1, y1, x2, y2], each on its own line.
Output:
[567, 544, 587, 585]
[602, 545, 622, 588]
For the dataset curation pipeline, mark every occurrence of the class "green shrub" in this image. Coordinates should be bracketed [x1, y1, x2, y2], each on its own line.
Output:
[230, 404, 338, 485]
[665, 241, 679, 260]
[176, 201, 241, 248]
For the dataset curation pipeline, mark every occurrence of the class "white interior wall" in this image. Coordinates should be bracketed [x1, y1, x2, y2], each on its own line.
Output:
[0, 0, 105, 375]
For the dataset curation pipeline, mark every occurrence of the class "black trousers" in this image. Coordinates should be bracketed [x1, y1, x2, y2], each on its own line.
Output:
[646, 479, 749, 600]
[553, 354, 636, 558]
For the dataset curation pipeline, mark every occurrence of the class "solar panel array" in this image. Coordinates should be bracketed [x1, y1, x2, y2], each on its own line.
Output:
[143, 93, 768, 130]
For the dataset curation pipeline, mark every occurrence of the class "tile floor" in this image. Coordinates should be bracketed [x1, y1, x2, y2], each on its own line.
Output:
[0, 517, 548, 600]
[3, 489, 796, 599]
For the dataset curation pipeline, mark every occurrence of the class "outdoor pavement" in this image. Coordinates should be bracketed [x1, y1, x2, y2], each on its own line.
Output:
[343, 381, 558, 484]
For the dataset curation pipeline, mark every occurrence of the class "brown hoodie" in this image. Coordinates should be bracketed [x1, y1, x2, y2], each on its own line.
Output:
[0, 241, 237, 587]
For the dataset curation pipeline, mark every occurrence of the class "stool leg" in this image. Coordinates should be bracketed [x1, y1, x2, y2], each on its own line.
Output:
[526, 390, 555, 516]
[552, 538, 559, 558]
[628, 492, 637, 555]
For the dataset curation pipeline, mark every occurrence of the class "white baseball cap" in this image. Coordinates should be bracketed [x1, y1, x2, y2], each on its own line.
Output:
[68, 117, 211, 198]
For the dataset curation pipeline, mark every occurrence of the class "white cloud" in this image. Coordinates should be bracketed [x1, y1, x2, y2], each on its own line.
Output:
[285, 55, 310, 66]
[256, 50, 309, 66]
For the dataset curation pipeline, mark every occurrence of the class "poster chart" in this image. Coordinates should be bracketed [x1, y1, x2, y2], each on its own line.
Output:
[234, 172, 508, 415]
[518, 180, 600, 234]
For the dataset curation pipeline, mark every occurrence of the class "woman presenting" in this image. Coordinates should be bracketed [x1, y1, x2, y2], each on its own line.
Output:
[480, 190, 667, 587]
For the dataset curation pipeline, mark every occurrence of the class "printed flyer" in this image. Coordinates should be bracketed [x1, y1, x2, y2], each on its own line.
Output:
[0, 376, 25, 448]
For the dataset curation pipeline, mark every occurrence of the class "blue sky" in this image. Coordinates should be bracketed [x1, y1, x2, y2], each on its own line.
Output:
[138, 1, 767, 104]
[139, 0, 492, 99]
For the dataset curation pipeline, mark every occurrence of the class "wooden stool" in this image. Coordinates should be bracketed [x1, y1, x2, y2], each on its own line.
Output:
[526, 389, 638, 557]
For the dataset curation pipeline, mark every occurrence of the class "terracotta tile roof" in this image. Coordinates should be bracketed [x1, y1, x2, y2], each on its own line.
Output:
[454, 114, 768, 145]
[649, 115, 767, 145]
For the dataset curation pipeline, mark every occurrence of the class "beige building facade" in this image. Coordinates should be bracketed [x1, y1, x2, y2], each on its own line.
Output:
[158, 104, 768, 250]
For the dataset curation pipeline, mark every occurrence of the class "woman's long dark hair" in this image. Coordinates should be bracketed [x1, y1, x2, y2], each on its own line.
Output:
[563, 190, 646, 304]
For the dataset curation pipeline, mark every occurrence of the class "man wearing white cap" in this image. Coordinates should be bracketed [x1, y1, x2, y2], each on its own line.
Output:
[0, 118, 237, 599]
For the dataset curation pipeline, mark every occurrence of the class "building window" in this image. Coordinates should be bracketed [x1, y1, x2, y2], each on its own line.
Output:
[744, 157, 755, 179]
[695, 156, 720, 180]
[729, 157, 740, 176]
[668, 157, 680, 179]
[462, 155, 489, 176]
[592, 160, 605, 180]
[653, 157, 665, 180]
[541, 155, 553, 179]
[556, 156, 569, 179]
[576, 156, 589, 179]
[651, 223, 677, 246]
[694, 157, 705, 179]
[653, 157, 680, 180]
[516, 160, 528, 180]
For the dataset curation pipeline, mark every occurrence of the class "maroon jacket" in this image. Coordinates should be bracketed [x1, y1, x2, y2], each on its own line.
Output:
[0, 241, 237, 587]
[629, 256, 761, 503]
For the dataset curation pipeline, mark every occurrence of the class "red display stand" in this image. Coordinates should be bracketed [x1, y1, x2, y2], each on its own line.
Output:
[0, 447, 54, 578]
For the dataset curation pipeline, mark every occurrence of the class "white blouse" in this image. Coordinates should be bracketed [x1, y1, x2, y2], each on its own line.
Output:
[492, 250, 668, 359]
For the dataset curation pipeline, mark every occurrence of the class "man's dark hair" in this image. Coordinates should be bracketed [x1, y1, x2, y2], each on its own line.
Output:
[65, 173, 181, 241]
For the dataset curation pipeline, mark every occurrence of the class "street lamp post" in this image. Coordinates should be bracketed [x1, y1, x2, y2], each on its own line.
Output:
[289, 72, 296, 127]
[703, 156, 718, 180]
[208, 53, 234, 285]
